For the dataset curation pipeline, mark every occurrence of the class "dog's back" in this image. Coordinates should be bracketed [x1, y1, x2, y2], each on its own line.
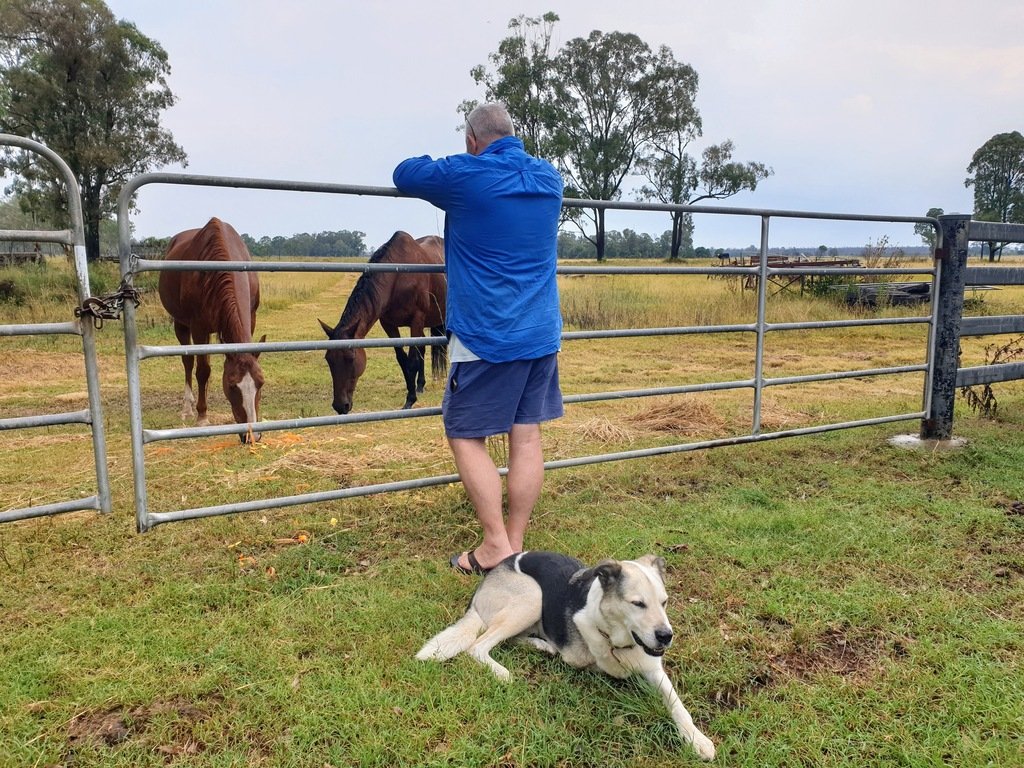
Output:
[512, 551, 589, 649]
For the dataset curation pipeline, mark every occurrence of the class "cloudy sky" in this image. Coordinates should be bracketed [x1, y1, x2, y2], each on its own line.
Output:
[103, 0, 1023, 251]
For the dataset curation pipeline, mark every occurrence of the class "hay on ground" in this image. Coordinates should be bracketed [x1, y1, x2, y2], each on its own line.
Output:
[626, 398, 725, 436]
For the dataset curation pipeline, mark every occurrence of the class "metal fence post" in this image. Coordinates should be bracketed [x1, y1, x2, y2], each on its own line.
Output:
[920, 214, 971, 440]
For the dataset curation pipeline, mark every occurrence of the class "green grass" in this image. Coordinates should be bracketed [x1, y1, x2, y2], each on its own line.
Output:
[2, 258, 1024, 766]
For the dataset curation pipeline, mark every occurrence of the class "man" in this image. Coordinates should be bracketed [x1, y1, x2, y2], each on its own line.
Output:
[393, 102, 564, 575]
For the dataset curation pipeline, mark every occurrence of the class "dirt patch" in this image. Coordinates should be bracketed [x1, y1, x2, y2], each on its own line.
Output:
[710, 624, 902, 710]
[769, 625, 890, 679]
[64, 695, 217, 759]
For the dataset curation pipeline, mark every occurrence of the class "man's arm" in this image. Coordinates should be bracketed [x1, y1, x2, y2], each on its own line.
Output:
[393, 155, 453, 208]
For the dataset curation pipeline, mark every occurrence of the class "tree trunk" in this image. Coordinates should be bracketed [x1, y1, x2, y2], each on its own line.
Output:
[82, 186, 102, 262]
[669, 211, 683, 261]
[595, 208, 606, 262]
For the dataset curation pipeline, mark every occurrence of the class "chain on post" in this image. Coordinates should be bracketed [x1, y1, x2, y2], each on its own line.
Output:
[74, 254, 142, 330]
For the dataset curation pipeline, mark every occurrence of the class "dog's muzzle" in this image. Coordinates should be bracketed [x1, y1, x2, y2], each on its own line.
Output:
[633, 629, 673, 657]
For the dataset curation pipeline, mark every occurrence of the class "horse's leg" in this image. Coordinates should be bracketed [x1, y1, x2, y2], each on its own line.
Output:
[173, 322, 196, 421]
[193, 333, 212, 427]
[410, 323, 427, 393]
[382, 322, 417, 409]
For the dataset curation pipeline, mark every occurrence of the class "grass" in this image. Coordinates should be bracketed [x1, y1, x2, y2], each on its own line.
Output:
[1, 257, 1023, 766]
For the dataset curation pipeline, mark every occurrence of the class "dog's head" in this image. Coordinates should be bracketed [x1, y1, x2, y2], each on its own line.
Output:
[593, 555, 673, 656]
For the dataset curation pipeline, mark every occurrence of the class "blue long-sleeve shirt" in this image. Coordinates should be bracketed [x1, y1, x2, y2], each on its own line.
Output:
[393, 136, 563, 363]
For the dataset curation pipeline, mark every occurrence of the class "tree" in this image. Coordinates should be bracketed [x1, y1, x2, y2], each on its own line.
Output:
[964, 131, 1024, 262]
[913, 207, 944, 252]
[471, 15, 770, 261]
[638, 136, 771, 261]
[466, 12, 560, 159]
[0, 0, 187, 261]
[549, 31, 698, 260]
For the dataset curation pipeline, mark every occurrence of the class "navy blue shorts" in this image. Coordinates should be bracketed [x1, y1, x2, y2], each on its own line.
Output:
[442, 353, 563, 439]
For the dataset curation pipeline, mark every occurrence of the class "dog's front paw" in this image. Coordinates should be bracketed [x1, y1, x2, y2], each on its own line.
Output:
[691, 732, 715, 761]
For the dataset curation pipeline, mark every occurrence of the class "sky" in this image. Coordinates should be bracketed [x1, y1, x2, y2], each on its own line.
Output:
[101, 0, 1024, 252]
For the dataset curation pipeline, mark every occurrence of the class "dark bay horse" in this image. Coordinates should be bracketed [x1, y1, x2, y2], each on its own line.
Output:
[158, 217, 266, 443]
[318, 231, 447, 413]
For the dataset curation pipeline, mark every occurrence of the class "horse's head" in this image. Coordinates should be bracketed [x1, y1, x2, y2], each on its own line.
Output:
[320, 319, 366, 415]
[222, 334, 266, 443]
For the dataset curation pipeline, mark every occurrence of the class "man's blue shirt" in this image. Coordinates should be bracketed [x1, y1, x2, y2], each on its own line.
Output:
[393, 136, 563, 363]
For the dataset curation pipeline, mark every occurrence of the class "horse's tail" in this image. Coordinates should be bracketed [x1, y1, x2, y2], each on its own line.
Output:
[430, 325, 448, 381]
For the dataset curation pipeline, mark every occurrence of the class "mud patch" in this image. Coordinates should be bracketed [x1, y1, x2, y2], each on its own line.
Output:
[64, 695, 218, 760]
[710, 624, 902, 710]
[769, 625, 890, 680]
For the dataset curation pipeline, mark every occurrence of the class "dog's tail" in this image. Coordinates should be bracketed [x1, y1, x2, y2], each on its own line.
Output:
[416, 609, 484, 661]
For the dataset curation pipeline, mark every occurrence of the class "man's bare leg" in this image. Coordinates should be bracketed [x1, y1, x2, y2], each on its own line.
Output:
[448, 436, 514, 571]
[505, 423, 544, 553]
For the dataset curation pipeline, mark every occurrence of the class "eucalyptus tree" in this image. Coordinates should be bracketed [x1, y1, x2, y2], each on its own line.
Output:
[470, 14, 770, 261]
[547, 31, 702, 260]
[465, 12, 560, 159]
[913, 207, 944, 253]
[638, 138, 771, 261]
[0, 0, 187, 261]
[965, 131, 1024, 262]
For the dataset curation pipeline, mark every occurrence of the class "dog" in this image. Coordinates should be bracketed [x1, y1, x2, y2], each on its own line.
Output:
[416, 551, 716, 761]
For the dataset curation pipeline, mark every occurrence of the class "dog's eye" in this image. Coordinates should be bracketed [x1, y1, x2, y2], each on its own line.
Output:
[631, 600, 647, 608]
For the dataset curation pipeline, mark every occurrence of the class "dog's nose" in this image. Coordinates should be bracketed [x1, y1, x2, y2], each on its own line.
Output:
[655, 628, 673, 647]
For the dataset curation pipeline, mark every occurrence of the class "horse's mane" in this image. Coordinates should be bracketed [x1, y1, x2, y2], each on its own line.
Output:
[195, 219, 253, 344]
[336, 232, 403, 333]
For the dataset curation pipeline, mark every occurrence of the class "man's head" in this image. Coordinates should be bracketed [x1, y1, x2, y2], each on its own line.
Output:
[465, 102, 514, 155]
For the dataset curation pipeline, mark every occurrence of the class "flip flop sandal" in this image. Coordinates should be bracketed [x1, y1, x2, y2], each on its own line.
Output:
[450, 549, 490, 576]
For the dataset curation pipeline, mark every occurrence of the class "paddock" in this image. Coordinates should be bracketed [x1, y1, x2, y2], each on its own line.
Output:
[3, 140, 1024, 530]
[3, 142, 1024, 767]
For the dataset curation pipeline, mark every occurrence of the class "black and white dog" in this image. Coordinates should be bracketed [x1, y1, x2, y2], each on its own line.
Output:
[417, 551, 716, 760]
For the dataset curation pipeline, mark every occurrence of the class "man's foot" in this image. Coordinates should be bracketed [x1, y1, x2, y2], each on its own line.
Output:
[449, 549, 492, 576]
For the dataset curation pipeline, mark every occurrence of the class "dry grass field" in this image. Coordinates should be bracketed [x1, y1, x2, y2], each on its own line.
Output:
[1, 256, 1023, 767]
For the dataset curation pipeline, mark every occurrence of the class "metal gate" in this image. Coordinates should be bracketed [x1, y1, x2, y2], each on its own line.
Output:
[0, 134, 111, 522]
[117, 171, 940, 532]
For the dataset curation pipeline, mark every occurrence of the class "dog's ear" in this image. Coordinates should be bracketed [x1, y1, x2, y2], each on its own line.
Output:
[637, 554, 667, 580]
[593, 560, 622, 589]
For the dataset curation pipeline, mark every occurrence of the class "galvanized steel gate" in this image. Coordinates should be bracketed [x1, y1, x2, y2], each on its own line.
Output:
[115, 172, 942, 532]
[0, 134, 111, 522]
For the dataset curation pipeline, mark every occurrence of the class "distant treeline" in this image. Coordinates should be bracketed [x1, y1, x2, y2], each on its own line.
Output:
[241, 230, 368, 257]
[128, 228, 950, 260]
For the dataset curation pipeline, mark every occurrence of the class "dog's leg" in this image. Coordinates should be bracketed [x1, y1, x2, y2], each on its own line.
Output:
[416, 609, 485, 661]
[467, 610, 540, 681]
[518, 636, 558, 655]
[642, 666, 716, 761]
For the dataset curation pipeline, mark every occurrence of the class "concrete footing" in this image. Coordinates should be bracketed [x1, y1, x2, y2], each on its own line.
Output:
[888, 434, 968, 451]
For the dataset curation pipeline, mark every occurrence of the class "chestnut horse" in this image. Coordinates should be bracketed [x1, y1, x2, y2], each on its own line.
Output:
[318, 231, 447, 413]
[158, 217, 266, 443]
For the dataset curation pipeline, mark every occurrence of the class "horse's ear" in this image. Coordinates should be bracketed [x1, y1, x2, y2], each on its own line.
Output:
[255, 334, 267, 359]
[318, 318, 333, 338]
